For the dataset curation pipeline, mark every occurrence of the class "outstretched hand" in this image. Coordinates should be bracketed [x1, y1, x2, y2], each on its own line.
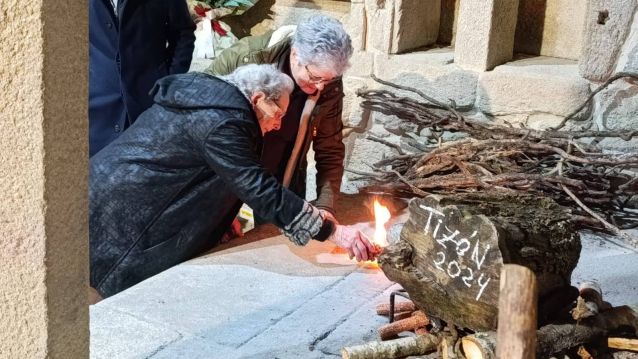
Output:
[328, 225, 381, 262]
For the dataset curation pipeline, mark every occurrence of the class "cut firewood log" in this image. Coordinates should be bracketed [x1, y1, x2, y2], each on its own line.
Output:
[608, 337, 638, 351]
[375, 301, 416, 316]
[573, 281, 613, 320]
[459, 307, 638, 359]
[536, 324, 606, 358]
[577, 345, 594, 359]
[593, 306, 638, 337]
[461, 332, 496, 359]
[438, 334, 459, 359]
[379, 194, 580, 331]
[341, 334, 439, 359]
[378, 310, 429, 340]
[496, 264, 537, 359]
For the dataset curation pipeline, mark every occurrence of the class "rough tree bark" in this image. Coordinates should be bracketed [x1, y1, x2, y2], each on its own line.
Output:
[341, 334, 439, 359]
[496, 264, 537, 359]
[379, 193, 581, 331]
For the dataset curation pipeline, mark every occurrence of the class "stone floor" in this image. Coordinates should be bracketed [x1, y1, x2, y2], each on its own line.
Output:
[90, 194, 638, 359]
[90, 195, 403, 359]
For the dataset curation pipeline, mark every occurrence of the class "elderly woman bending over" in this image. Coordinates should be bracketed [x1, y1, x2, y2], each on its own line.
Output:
[89, 64, 378, 299]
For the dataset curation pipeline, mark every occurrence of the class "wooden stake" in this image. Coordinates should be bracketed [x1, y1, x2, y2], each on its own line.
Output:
[608, 337, 638, 352]
[341, 334, 439, 359]
[496, 264, 537, 359]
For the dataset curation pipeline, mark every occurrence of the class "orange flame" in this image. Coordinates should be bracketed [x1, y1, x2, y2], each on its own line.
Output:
[373, 199, 391, 248]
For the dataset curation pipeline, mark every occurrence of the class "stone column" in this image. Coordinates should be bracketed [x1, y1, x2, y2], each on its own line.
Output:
[454, 0, 520, 71]
[0, 0, 89, 358]
[579, 0, 638, 81]
[365, 0, 442, 54]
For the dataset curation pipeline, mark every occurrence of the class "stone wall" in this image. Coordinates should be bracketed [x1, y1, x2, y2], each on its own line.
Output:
[0, 0, 89, 357]
[514, 0, 587, 60]
[339, 0, 638, 193]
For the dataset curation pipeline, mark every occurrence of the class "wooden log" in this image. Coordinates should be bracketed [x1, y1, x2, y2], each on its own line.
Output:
[462, 332, 496, 359]
[572, 281, 614, 321]
[378, 311, 429, 340]
[577, 345, 594, 359]
[535, 324, 605, 358]
[438, 335, 459, 359]
[341, 334, 439, 359]
[593, 306, 638, 337]
[608, 337, 638, 351]
[496, 264, 537, 359]
[461, 307, 638, 359]
[375, 301, 416, 316]
[379, 194, 580, 331]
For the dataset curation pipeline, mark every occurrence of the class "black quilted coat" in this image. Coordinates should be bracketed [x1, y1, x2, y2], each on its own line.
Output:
[90, 72, 324, 297]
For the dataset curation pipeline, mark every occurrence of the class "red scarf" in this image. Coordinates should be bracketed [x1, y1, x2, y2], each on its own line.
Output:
[194, 4, 228, 37]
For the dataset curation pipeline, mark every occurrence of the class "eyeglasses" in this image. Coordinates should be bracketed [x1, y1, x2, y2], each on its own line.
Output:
[304, 65, 336, 85]
[265, 97, 285, 119]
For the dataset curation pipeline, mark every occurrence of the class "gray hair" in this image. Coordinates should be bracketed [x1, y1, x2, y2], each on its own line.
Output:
[221, 64, 294, 101]
[292, 15, 353, 75]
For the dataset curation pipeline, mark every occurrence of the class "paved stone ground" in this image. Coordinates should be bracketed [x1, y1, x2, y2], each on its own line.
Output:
[90, 195, 402, 359]
[90, 195, 638, 359]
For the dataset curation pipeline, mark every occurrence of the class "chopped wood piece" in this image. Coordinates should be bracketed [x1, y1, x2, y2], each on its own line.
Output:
[536, 324, 605, 358]
[341, 334, 438, 359]
[577, 345, 594, 359]
[496, 265, 537, 359]
[438, 335, 459, 359]
[594, 306, 638, 336]
[375, 301, 416, 316]
[608, 337, 638, 352]
[377, 311, 429, 340]
[461, 332, 496, 359]
[391, 311, 415, 322]
[460, 307, 638, 359]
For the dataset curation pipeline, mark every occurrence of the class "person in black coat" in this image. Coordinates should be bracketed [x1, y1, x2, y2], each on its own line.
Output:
[89, 65, 378, 299]
[89, 0, 195, 156]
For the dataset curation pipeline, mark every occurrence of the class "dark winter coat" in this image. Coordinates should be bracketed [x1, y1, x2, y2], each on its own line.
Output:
[90, 73, 327, 297]
[204, 31, 345, 214]
[89, 0, 195, 156]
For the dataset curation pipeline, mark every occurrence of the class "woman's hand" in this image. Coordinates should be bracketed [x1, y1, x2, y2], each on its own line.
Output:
[328, 225, 380, 262]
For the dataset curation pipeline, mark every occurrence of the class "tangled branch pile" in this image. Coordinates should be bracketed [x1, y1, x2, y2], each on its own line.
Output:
[351, 74, 638, 247]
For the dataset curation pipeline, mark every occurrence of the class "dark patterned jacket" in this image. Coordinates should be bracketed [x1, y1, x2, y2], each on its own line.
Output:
[90, 73, 329, 297]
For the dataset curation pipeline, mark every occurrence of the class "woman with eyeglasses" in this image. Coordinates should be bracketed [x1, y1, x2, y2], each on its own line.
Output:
[89, 64, 378, 302]
[204, 15, 353, 233]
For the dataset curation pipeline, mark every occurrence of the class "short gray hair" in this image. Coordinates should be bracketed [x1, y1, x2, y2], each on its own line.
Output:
[292, 15, 353, 75]
[221, 64, 294, 101]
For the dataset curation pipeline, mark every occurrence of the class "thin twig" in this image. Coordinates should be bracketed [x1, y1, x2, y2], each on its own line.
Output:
[366, 135, 406, 155]
[561, 184, 638, 248]
[551, 72, 638, 130]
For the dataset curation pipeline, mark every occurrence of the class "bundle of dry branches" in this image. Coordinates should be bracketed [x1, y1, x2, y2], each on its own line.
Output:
[351, 73, 638, 247]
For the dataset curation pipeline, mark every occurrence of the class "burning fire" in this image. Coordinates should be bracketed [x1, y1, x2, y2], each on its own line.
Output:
[330, 198, 391, 268]
[373, 199, 391, 248]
